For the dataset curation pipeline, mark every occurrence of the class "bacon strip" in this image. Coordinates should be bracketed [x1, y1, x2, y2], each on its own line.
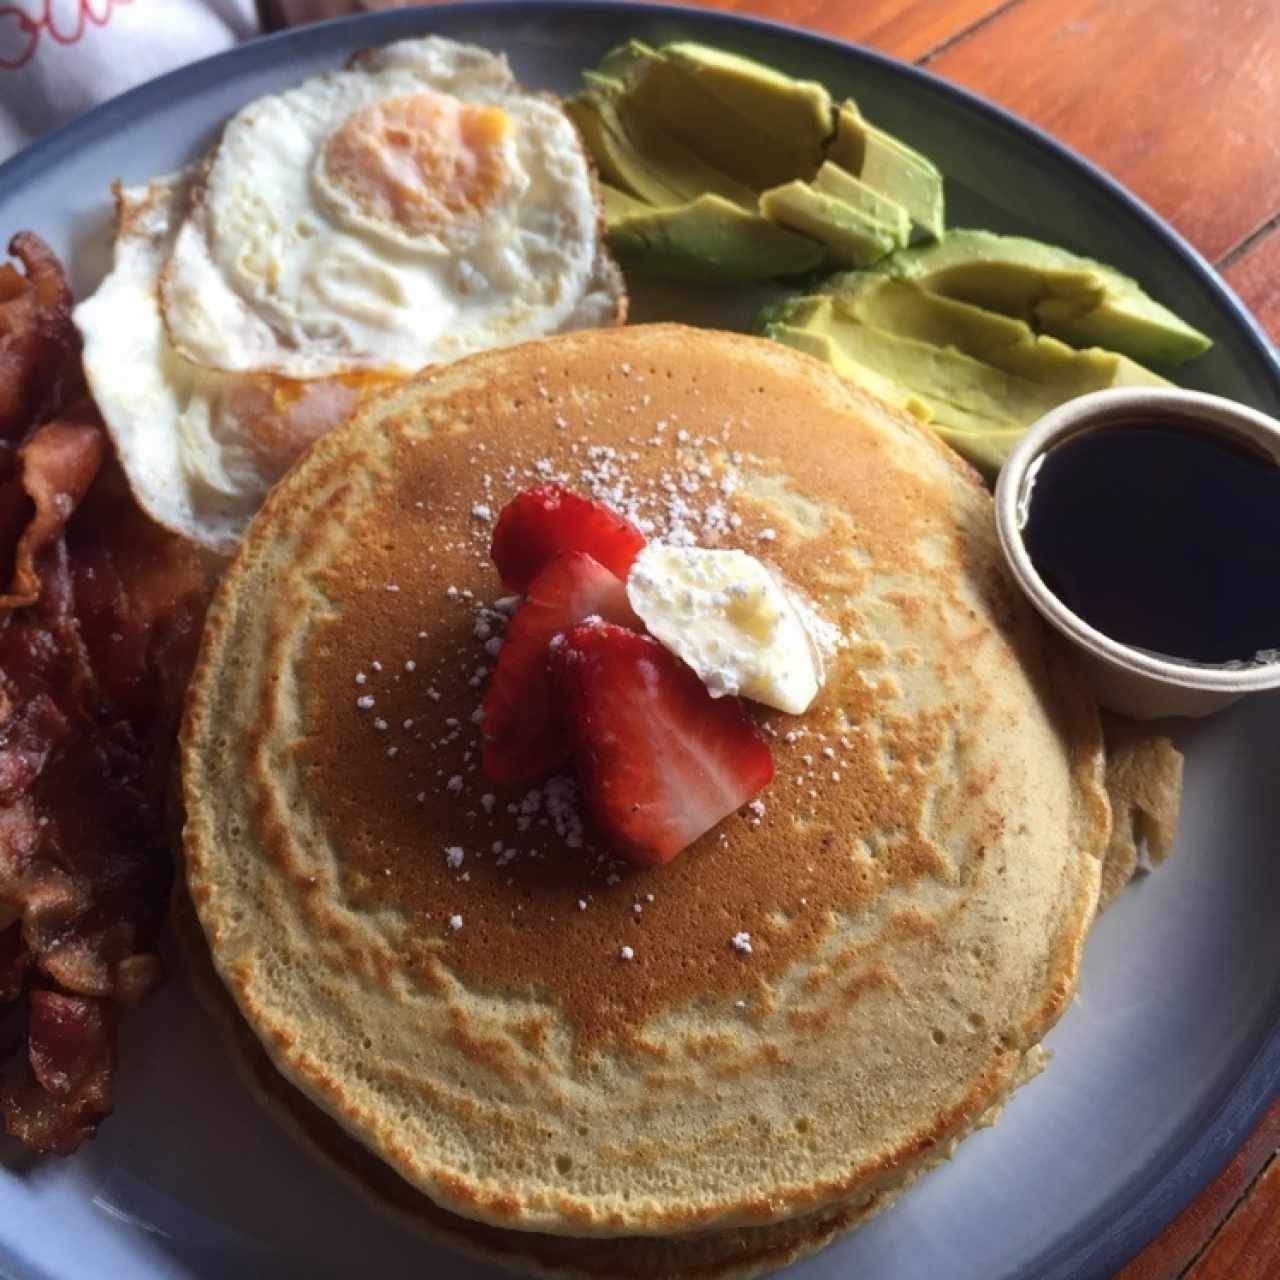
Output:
[1, 991, 113, 1155]
[28, 990, 112, 1099]
[0, 234, 209, 1153]
[0, 407, 105, 608]
[0, 234, 80, 442]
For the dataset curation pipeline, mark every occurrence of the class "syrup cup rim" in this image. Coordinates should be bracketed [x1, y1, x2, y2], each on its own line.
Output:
[993, 386, 1280, 702]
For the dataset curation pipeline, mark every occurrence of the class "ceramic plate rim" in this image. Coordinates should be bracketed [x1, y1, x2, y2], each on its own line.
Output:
[0, 5, 1276, 1277]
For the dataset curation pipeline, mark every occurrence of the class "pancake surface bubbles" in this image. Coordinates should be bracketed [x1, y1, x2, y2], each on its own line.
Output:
[182, 325, 1108, 1238]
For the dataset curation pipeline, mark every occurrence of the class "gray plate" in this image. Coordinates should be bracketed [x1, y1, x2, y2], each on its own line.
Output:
[0, 6, 1276, 1279]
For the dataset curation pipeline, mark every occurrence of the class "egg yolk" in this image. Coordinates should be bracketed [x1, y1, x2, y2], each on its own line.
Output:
[219, 370, 402, 473]
[322, 91, 513, 240]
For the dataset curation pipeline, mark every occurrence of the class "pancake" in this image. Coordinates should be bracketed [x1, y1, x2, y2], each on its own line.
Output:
[171, 883, 1046, 1279]
[181, 324, 1110, 1240]
[1097, 713, 1183, 910]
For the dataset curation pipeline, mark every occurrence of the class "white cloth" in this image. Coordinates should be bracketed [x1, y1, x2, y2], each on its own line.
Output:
[0, 0, 262, 162]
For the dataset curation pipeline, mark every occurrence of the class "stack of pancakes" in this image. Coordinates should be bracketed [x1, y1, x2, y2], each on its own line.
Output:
[179, 325, 1110, 1276]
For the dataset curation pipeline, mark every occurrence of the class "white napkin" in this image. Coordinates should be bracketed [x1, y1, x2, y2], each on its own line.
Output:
[0, 0, 262, 162]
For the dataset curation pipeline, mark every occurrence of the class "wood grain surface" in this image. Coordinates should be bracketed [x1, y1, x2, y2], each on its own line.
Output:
[269, 0, 1280, 1274]
[927, 0, 1280, 263]
[1116, 1098, 1280, 1280]
[1187, 1157, 1280, 1279]
[626, 0, 1014, 60]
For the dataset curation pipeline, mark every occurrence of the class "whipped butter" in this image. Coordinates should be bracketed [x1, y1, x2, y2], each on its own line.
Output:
[626, 544, 826, 714]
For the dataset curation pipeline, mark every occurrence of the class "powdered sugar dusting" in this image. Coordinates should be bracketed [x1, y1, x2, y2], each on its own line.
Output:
[337, 385, 848, 965]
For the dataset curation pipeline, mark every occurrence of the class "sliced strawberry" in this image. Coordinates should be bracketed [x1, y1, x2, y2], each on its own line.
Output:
[490, 485, 646, 593]
[481, 552, 642, 785]
[551, 620, 774, 866]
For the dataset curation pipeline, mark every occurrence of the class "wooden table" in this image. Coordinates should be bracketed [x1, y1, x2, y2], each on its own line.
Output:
[274, 1, 1279, 1274]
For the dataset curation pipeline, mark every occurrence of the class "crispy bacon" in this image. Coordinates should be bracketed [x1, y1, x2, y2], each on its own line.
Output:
[28, 991, 112, 1099]
[0, 234, 81, 443]
[0, 235, 209, 1153]
[2, 990, 113, 1154]
[1, 408, 105, 609]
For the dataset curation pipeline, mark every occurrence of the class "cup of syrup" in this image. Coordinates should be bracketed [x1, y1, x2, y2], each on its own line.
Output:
[994, 387, 1280, 719]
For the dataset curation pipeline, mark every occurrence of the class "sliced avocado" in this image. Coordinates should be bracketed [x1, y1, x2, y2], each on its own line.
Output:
[828, 101, 944, 241]
[812, 160, 908, 217]
[760, 165, 909, 267]
[756, 292, 828, 331]
[761, 276, 1167, 472]
[565, 90, 683, 206]
[581, 66, 625, 94]
[764, 313, 945, 431]
[568, 41, 952, 283]
[608, 193, 825, 283]
[594, 40, 831, 191]
[565, 89, 755, 208]
[616, 95, 759, 207]
[660, 42, 832, 149]
[832, 273, 1165, 390]
[595, 37, 663, 85]
[599, 182, 650, 221]
[880, 229, 1212, 365]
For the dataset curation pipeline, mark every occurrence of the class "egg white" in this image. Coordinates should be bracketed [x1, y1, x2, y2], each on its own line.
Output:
[160, 37, 616, 380]
[75, 173, 375, 556]
[74, 37, 624, 557]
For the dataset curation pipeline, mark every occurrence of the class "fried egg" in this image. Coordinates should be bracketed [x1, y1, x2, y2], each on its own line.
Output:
[160, 37, 623, 379]
[73, 38, 624, 555]
[74, 172, 391, 555]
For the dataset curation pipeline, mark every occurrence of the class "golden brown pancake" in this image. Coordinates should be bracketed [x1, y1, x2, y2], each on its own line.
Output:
[181, 324, 1110, 1240]
[1097, 714, 1183, 909]
[171, 883, 1045, 1279]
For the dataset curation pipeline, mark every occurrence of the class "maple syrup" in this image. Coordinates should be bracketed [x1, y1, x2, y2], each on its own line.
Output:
[1020, 421, 1280, 666]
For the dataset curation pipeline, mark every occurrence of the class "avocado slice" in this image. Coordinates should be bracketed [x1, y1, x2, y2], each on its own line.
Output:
[568, 41, 951, 282]
[883, 229, 1212, 364]
[599, 182, 650, 221]
[601, 182, 822, 283]
[592, 39, 831, 192]
[879, 229, 1212, 365]
[565, 87, 756, 208]
[833, 273, 1165, 390]
[599, 183, 655, 225]
[761, 275, 1167, 472]
[608, 192, 826, 283]
[595, 37, 662, 86]
[828, 101, 944, 241]
[760, 163, 910, 267]
[659, 42, 833, 150]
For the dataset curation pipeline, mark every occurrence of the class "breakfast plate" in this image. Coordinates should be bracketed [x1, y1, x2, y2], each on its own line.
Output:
[0, 5, 1277, 1279]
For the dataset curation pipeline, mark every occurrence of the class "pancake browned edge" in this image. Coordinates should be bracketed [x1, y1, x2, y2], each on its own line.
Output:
[181, 324, 1111, 1245]
[171, 883, 1045, 1280]
[1097, 714, 1184, 909]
